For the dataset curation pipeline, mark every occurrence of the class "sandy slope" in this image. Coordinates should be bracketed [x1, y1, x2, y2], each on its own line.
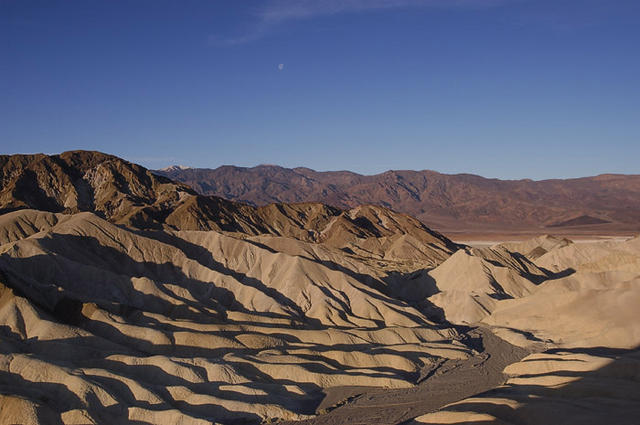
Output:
[420, 246, 547, 324]
[0, 210, 466, 424]
[1, 206, 639, 424]
[482, 235, 640, 349]
[410, 348, 640, 425]
[290, 233, 640, 425]
[407, 235, 640, 425]
[496, 234, 573, 260]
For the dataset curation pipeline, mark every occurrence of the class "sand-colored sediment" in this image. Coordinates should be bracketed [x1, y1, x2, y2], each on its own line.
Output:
[1, 208, 639, 425]
[290, 233, 640, 424]
[0, 210, 466, 424]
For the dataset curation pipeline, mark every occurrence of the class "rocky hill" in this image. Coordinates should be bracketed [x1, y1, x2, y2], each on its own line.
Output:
[0, 151, 458, 266]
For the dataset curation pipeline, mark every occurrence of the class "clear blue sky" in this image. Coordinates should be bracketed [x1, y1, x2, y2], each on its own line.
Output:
[2, 0, 639, 179]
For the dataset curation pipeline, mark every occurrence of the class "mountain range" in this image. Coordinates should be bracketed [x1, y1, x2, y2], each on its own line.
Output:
[156, 164, 640, 234]
[0, 151, 458, 267]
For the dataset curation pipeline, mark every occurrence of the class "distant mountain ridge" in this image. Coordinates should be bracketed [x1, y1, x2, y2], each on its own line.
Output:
[155, 164, 640, 233]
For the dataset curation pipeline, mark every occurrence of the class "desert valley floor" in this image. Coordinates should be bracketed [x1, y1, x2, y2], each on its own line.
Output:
[0, 152, 639, 424]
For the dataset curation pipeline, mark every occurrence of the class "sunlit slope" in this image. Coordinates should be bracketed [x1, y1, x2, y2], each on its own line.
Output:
[0, 209, 467, 424]
[419, 246, 548, 324]
[410, 236, 640, 425]
[483, 236, 640, 349]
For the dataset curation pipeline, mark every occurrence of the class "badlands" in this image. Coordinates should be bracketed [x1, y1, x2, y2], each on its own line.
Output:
[0, 152, 638, 424]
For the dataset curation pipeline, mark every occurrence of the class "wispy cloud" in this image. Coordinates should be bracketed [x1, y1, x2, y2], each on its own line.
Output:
[260, 0, 509, 23]
[210, 0, 517, 45]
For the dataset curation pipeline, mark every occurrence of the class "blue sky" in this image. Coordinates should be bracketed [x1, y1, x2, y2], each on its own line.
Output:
[1, 0, 639, 179]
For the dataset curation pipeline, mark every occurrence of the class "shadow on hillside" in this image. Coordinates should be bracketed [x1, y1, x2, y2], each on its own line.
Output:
[1, 232, 334, 327]
[401, 345, 640, 425]
[0, 241, 462, 424]
[538, 266, 576, 281]
[274, 344, 640, 425]
[0, 305, 312, 423]
[1, 228, 631, 424]
[139, 230, 443, 328]
[0, 301, 431, 425]
[0, 364, 263, 425]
